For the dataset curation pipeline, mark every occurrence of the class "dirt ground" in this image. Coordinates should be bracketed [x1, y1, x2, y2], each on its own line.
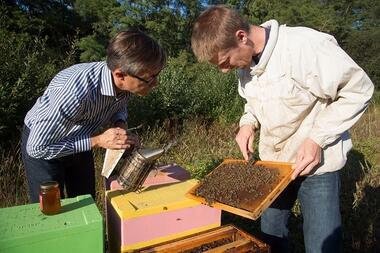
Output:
[194, 163, 281, 211]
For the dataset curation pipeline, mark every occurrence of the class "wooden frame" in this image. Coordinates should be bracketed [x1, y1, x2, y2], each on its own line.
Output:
[186, 159, 293, 220]
[138, 225, 270, 253]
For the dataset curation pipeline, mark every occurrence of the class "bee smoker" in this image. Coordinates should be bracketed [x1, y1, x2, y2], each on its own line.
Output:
[116, 142, 176, 192]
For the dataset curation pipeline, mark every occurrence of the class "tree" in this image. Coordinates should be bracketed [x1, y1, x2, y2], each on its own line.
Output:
[242, 0, 349, 41]
[75, 0, 202, 61]
[2, 0, 83, 53]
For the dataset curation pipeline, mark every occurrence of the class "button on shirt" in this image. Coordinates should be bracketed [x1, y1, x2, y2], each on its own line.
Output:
[24, 62, 129, 160]
[238, 20, 374, 175]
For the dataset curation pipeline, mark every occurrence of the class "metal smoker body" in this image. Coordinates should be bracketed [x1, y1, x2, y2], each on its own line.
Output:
[116, 147, 165, 192]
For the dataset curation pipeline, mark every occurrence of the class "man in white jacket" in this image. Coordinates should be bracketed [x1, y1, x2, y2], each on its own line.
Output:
[191, 5, 374, 253]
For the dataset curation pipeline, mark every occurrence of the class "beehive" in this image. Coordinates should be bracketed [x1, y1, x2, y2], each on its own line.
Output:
[104, 164, 192, 247]
[0, 195, 103, 253]
[139, 225, 270, 253]
[106, 179, 221, 252]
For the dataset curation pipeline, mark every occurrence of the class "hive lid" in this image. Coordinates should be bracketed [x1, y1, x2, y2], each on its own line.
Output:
[108, 179, 201, 219]
[186, 159, 293, 220]
[0, 195, 102, 250]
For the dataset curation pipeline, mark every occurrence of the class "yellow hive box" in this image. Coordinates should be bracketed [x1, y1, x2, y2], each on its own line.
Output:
[106, 179, 221, 252]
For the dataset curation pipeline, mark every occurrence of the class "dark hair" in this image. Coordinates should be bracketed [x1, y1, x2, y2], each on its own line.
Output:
[191, 5, 250, 61]
[106, 29, 167, 75]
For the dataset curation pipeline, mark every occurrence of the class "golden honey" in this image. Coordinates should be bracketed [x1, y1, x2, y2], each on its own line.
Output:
[39, 181, 61, 215]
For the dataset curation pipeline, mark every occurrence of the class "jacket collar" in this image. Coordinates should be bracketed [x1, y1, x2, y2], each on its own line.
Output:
[250, 20, 279, 77]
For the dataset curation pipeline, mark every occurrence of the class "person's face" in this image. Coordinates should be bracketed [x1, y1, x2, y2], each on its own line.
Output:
[210, 30, 254, 73]
[114, 69, 161, 96]
[212, 46, 253, 73]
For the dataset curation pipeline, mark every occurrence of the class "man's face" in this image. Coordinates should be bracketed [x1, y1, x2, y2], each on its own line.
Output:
[116, 69, 161, 96]
[211, 43, 254, 73]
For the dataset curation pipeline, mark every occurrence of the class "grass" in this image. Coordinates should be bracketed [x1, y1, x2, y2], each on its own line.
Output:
[0, 102, 379, 252]
[339, 104, 380, 252]
[0, 144, 28, 207]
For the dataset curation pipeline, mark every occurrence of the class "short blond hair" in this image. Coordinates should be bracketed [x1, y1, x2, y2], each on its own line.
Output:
[191, 5, 250, 62]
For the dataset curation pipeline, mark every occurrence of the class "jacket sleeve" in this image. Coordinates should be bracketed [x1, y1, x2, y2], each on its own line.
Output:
[238, 78, 260, 130]
[291, 34, 374, 148]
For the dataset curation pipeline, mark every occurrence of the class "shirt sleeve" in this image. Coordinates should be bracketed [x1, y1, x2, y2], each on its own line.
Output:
[291, 34, 374, 148]
[26, 88, 91, 159]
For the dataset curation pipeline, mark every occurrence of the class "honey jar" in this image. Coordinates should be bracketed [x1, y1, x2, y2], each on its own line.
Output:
[39, 181, 61, 215]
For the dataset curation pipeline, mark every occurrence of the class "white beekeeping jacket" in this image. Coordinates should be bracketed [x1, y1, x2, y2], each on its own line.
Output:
[238, 20, 374, 175]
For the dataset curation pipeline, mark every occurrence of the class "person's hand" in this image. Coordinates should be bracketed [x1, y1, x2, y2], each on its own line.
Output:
[291, 138, 321, 180]
[235, 125, 255, 160]
[91, 127, 140, 150]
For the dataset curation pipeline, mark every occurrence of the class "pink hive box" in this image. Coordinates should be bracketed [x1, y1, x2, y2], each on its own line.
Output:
[106, 179, 221, 252]
[104, 164, 192, 250]
[105, 164, 191, 190]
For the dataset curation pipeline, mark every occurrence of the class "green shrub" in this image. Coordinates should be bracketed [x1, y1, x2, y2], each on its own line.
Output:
[127, 53, 244, 126]
[0, 30, 76, 145]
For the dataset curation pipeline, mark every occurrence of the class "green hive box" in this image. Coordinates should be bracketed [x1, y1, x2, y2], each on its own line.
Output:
[0, 194, 104, 253]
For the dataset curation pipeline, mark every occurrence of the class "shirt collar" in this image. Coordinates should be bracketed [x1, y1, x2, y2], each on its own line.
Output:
[250, 19, 280, 77]
[100, 62, 116, 96]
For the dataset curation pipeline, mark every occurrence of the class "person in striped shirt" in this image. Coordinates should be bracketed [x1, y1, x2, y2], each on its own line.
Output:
[21, 29, 167, 203]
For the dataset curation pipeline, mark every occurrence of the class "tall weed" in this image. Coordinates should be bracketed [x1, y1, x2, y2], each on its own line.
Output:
[0, 144, 28, 207]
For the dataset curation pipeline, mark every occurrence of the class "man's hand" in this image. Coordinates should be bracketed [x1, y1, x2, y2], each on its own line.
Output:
[291, 138, 321, 180]
[235, 125, 255, 160]
[91, 127, 140, 150]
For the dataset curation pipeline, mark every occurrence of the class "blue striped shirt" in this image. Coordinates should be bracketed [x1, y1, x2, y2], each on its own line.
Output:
[24, 61, 129, 160]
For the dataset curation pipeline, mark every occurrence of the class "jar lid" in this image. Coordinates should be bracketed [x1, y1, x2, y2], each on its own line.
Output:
[40, 181, 59, 189]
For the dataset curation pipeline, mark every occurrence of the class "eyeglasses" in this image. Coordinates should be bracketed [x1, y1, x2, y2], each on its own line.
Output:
[128, 70, 161, 86]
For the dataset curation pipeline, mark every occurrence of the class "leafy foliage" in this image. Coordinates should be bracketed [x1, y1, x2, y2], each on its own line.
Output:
[0, 29, 76, 145]
[186, 157, 223, 180]
[127, 51, 243, 127]
[0, 1, 379, 251]
[241, 0, 349, 41]
[344, 28, 380, 89]
[75, 0, 202, 60]
[0, 0, 378, 142]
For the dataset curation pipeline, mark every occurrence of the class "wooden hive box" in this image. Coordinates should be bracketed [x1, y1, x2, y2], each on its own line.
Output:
[186, 159, 293, 220]
[106, 179, 221, 252]
[138, 224, 270, 253]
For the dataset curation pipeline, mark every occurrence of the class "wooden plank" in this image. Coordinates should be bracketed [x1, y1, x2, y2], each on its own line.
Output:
[203, 238, 253, 253]
[139, 226, 236, 253]
[138, 225, 270, 253]
[186, 159, 293, 220]
[233, 227, 269, 251]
